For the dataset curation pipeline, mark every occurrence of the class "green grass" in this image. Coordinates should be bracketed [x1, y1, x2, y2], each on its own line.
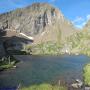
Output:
[21, 30, 90, 56]
[66, 31, 90, 56]
[0, 63, 14, 69]
[0, 56, 18, 70]
[83, 64, 90, 86]
[27, 42, 62, 55]
[21, 84, 67, 90]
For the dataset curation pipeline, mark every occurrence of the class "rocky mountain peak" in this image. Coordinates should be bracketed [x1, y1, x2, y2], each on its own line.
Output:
[0, 3, 79, 56]
[0, 3, 77, 44]
[0, 3, 65, 35]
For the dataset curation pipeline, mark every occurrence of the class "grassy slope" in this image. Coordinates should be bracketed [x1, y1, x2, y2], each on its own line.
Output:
[66, 31, 90, 56]
[83, 64, 90, 86]
[0, 56, 18, 70]
[21, 84, 67, 90]
[26, 42, 63, 55]
[26, 30, 90, 56]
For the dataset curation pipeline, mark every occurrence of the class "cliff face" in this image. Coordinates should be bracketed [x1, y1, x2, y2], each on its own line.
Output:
[0, 3, 77, 43]
[0, 3, 79, 56]
[0, 3, 61, 34]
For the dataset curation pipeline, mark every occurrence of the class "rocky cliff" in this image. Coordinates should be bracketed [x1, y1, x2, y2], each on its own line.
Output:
[0, 3, 77, 43]
[0, 3, 79, 56]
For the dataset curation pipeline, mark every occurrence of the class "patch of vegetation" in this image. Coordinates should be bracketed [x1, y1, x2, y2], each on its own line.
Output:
[24, 30, 90, 56]
[21, 83, 67, 90]
[0, 56, 18, 70]
[83, 64, 90, 86]
[66, 31, 90, 56]
[27, 42, 63, 55]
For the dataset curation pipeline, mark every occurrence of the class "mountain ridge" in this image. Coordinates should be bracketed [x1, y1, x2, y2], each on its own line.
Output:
[1, 3, 89, 56]
[0, 3, 77, 40]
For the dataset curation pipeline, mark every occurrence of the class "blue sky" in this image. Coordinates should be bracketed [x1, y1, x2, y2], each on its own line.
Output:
[0, 0, 90, 28]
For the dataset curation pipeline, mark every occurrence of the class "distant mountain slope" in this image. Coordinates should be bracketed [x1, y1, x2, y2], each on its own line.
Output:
[0, 3, 77, 44]
[66, 30, 90, 56]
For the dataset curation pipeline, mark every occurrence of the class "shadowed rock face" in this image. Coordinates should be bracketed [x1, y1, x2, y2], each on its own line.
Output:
[0, 43, 6, 57]
[0, 30, 6, 57]
[0, 29, 33, 57]
[0, 3, 77, 43]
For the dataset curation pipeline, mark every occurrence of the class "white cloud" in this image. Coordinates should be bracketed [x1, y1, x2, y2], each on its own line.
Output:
[72, 15, 90, 29]
[82, 22, 86, 26]
[87, 14, 90, 20]
[73, 17, 84, 23]
[72, 16, 85, 29]
[75, 22, 86, 29]
[75, 25, 82, 29]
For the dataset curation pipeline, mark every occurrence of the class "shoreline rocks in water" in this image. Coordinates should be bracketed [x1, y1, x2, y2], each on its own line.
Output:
[71, 79, 83, 89]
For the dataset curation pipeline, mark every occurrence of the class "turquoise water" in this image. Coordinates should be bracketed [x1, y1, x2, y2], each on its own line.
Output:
[0, 55, 90, 88]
